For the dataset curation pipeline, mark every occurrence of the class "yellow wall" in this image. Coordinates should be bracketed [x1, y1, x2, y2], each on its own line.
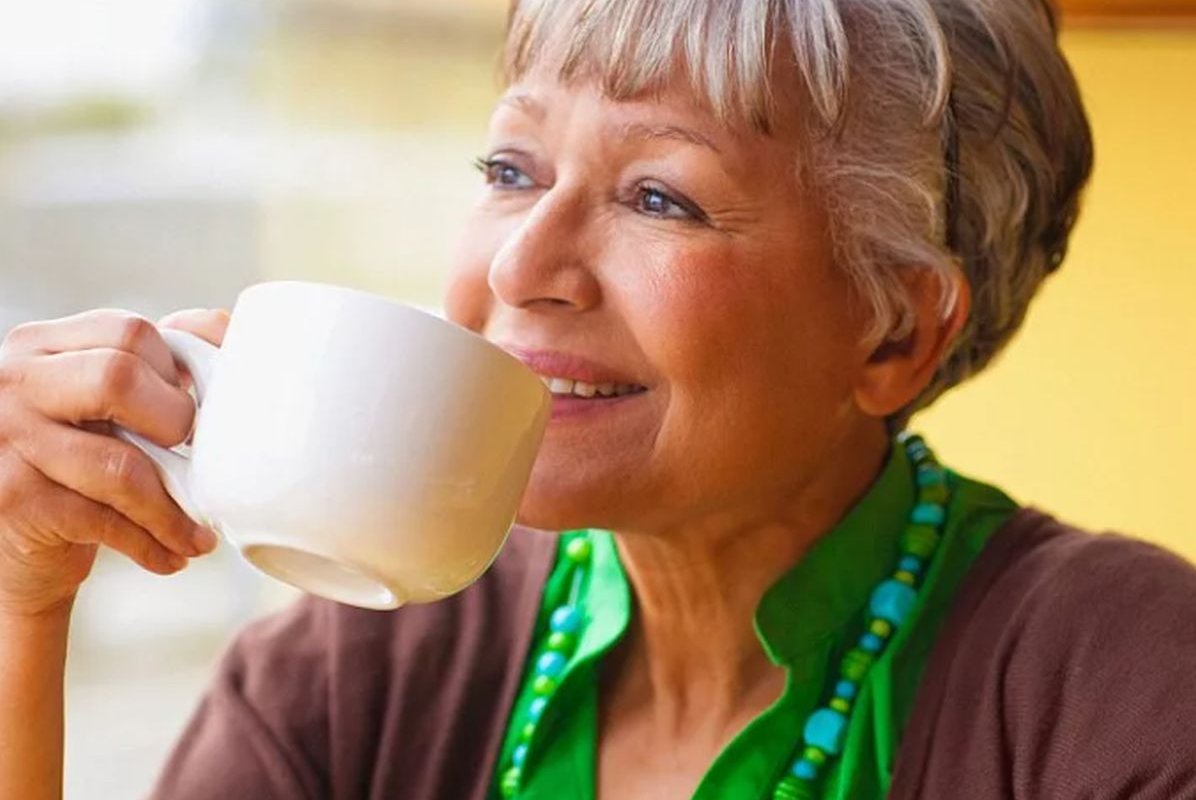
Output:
[918, 30, 1196, 562]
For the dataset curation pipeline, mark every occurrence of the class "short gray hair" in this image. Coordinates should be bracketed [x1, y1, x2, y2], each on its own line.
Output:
[503, 0, 1093, 423]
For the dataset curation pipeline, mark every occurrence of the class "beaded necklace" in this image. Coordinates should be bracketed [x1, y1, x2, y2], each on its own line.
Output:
[497, 433, 950, 799]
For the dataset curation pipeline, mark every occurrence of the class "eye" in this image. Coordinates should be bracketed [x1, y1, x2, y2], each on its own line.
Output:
[474, 157, 535, 190]
[635, 185, 705, 222]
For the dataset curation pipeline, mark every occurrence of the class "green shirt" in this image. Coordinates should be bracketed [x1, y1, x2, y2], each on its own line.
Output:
[492, 444, 1018, 799]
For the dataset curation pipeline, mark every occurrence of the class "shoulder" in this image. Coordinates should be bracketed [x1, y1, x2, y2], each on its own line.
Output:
[964, 511, 1196, 792]
[973, 510, 1196, 647]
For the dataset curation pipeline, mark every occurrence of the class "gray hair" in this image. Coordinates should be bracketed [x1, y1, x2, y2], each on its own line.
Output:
[503, 0, 1093, 424]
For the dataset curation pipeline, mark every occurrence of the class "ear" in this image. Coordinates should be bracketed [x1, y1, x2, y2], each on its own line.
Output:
[853, 266, 971, 418]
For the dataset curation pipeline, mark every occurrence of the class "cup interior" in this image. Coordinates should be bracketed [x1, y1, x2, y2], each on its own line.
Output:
[241, 544, 402, 610]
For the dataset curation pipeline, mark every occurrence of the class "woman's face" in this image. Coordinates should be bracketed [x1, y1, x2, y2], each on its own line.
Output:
[445, 70, 876, 534]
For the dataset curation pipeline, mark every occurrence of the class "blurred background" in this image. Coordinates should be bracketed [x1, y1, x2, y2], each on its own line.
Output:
[0, 0, 1192, 796]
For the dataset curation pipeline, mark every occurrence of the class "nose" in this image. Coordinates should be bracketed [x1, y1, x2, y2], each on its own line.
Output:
[487, 184, 602, 313]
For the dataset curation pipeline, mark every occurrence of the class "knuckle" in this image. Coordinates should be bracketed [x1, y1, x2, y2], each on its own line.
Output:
[97, 351, 143, 401]
[114, 315, 157, 354]
[1, 320, 44, 351]
[101, 444, 146, 490]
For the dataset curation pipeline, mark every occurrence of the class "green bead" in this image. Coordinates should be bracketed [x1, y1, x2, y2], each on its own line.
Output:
[829, 697, 851, 713]
[802, 746, 828, 766]
[519, 722, 536, 742]
[900, 525, 940, 559]
[894, 570, 917, 586]
[546, 632, 574, 652]
[565, 538, 593, 564]
[869, 619, 893, 638]
[841, 648, 875, 682]
[773, 776, 818, 800]
[500, 766, 521, 797]
[919, 483, 949, 504]
[532, 675, 557, 696]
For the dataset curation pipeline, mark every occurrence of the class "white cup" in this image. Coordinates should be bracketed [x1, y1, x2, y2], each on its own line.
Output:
[113, 280, 551, 610]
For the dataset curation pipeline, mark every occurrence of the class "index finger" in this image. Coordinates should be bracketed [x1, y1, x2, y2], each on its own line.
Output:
[2, 309, 181, 387]
[157, 308, 230, 348]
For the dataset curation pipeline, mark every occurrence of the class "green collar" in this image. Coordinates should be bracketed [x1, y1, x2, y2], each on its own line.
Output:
[571, 443, 916, 670]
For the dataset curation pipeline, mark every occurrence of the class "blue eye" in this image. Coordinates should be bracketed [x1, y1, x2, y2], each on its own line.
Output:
[475, 157, 534, 189]
[637, 186, 703, 222]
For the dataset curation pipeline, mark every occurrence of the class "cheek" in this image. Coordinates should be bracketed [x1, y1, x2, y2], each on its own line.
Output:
[443, 209, 506, 333]
[632, 237, 858, 400]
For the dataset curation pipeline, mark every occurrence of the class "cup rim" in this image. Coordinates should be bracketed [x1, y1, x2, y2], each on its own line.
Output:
[235, 280, 546, 395]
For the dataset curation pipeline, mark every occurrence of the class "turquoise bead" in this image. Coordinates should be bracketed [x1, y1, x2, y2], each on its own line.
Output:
[536, 651, 567, 678]
[527, 697, 547, 721]
[834, 679, 858, 700]
[916, 465, 947, 486]
[791, 759, 819, 780]
[870, 579, 918, 625]
[859, 632, 883, 653]
[512, 743, 529, 767]
[803, 708, 849, 755]
[550, 606, 582, 634]
[911, 503, 946, 526]
[898, 555, 923, 574]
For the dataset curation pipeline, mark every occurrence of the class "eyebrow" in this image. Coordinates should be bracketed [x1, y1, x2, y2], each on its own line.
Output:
[497, 92, 546, 122]
[497, 92, 722, 154]
[616, 122, 722, 154]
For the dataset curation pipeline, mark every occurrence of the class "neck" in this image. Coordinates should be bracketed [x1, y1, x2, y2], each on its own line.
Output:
[602, 423, 890, 738]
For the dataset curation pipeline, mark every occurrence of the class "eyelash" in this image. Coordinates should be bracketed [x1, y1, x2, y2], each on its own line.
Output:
[472, 156, 708, 224]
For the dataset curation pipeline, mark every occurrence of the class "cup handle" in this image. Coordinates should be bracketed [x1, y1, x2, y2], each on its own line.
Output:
[111, 328, 220, 526]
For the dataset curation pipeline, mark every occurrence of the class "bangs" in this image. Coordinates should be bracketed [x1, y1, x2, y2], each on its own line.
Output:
[503, 0, 948, 136]
[503, 0, 784, 131]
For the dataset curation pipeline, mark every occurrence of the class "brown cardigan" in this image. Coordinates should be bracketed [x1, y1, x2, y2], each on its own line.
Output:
[148, 510, 1196, 799]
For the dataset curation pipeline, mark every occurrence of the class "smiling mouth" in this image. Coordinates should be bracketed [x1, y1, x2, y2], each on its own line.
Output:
[538, 376, 648, 399]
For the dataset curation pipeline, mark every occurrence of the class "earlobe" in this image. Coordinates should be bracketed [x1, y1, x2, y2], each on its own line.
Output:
[853, 267, 971, 418]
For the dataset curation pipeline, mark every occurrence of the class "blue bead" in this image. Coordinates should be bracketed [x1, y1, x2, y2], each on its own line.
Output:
[527, 697, 548, 721]
[791, 759, 819, 781]
[859, 632, 883, 653]
[834, 680, 858, 700]
[512, 744, 529, 767]
[916, 466, 947, 486]
[550, 606, 582, 634]
[898, 556, 923, 574]
[803, 708, 849, 756]
[911, 503, 946, 526]
[536, 651, 567, 678]
[870, 579, 918, 625]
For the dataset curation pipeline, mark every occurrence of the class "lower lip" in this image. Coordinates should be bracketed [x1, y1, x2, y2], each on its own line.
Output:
[548, 391, 647, 421]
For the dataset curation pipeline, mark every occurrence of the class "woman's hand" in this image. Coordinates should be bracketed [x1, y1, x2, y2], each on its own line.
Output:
[0, 308, 229, 620]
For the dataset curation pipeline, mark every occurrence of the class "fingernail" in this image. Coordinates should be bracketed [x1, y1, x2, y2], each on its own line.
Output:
[192, 526, 218, 554]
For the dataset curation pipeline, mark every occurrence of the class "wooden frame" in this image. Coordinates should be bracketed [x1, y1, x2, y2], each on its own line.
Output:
[1059, 0, 1196, 23]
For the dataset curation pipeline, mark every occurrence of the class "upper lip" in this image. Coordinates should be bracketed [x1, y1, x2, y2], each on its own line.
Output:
[497, 344, 648, 388]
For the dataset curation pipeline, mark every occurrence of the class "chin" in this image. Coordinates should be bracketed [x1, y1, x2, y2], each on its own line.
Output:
[513, 461, 626, 532]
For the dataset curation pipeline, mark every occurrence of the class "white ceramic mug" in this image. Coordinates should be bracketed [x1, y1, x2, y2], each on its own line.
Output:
[113, 280, 551, 610]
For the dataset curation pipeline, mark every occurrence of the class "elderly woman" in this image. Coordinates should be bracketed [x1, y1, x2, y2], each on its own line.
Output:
[3, 0, 1195, 798]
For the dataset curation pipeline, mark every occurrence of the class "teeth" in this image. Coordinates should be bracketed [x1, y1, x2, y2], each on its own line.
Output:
[540, 375, 643, 398]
